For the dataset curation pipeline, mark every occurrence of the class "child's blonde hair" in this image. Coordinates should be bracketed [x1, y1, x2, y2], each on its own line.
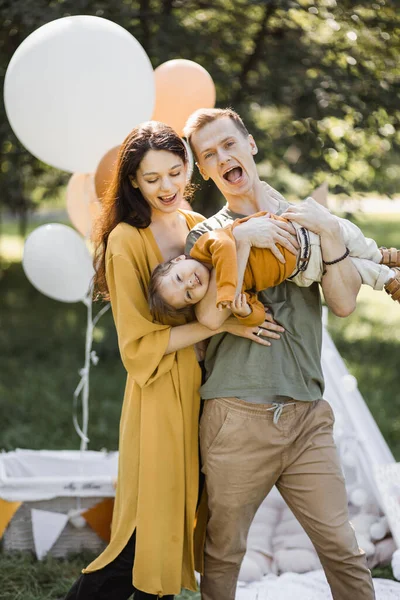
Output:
[148, 258, 195, 325]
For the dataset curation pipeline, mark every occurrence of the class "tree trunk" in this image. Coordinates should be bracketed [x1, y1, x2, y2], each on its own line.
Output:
[233, 3, 277, 105]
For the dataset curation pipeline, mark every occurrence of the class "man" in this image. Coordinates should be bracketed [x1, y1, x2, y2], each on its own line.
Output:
[184, 108, 375, 600]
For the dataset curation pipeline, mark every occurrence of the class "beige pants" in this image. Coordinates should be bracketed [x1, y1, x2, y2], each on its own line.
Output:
[199, 397, 375, 600]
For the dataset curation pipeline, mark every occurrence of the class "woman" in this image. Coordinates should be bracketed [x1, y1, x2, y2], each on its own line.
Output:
[64, 121, 271, 600]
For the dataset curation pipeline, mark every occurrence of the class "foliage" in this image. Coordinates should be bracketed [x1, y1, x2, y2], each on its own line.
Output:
[0, 548, 393, 598]
[0, 549, 201, 599]
[0, 0, 399, 221]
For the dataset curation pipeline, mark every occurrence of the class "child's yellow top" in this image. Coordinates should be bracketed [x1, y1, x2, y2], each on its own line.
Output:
[84, 210, 206, 595]
[190, 211, 297, 326]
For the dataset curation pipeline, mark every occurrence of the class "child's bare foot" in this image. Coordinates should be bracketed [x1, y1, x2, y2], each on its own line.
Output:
[385, 267, 400, 302]
[380, 247, 400, 267]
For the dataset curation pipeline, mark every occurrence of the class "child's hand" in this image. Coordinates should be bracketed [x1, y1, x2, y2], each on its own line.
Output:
[231, 293, 252, 317]
[217, 301, 232, 311]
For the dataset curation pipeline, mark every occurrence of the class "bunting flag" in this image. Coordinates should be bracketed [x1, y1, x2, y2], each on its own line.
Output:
[0, 498, 22, 538]
[31, 508, 69, 560]
[82, 498, 114, 542]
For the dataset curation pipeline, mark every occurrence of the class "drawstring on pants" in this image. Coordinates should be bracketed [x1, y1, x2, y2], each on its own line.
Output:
[266, 402, 296, 424]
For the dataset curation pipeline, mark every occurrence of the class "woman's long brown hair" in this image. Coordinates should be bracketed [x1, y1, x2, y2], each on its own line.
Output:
[93, 121, 189, 299]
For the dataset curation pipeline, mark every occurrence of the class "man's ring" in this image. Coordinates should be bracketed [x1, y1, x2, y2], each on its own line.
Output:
[256, 328, 263, 337]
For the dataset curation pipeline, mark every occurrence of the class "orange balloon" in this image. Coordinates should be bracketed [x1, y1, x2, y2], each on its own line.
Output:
[152, 59, 216, 136]
[94, 145, 119, 200]
[66, 173, 101, 239]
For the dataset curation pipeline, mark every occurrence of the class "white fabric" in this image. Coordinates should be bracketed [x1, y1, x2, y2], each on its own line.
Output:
[235, 570, 400, 599]
[291, 213, 389, 290]
[321, 328, 395, 511]
[374, 463, 400, 547]
[0, 449, 118, 501]
[31, 508, 69, 560]
[391, 549, 400, 581]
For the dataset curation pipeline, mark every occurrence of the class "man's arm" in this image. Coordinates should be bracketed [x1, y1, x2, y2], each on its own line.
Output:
[281, 198, 361, 317]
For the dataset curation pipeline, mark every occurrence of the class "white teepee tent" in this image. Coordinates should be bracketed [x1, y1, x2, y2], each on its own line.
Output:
[321, 326, 395, 509]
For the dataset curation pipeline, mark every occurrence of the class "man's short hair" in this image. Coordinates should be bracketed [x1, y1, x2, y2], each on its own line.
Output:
[183, 108, 249, 153]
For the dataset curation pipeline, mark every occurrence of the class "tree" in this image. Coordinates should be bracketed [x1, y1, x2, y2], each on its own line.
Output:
[1, 0, 399, 222]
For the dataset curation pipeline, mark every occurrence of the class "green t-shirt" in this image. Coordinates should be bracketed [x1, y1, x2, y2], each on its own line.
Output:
[185, 199, 324, 402]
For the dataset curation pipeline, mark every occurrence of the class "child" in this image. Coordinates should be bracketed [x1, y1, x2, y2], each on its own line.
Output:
[148, 205, 400, 326]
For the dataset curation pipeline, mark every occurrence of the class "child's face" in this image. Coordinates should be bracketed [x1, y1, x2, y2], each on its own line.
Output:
[159, 256, 210, 309]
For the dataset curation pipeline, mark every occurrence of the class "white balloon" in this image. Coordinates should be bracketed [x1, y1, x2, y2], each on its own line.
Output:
[350, 487, 369, 508]
[4, 16, 155, 173]
[23, 224, 94, 303]
[342, 451, 357, 468]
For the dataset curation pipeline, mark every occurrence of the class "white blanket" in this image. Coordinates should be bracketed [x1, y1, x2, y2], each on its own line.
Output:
[236, 570, 400, 599]
[0, 449, 118, 500]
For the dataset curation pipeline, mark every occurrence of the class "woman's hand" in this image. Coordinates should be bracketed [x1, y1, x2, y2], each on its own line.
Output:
[233, 215, 299, 263]
[222, 309, 284, 347]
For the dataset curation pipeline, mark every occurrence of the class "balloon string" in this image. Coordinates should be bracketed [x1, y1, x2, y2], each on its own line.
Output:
[72, 286, 111, 451]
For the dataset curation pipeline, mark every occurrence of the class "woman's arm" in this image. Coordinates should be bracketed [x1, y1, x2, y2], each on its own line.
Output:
[165, 315, 273, 354]
[281, 197, 361, 317]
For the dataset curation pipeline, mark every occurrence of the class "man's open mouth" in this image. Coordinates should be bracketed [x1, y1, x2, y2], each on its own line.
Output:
[223, 166, 243, 183]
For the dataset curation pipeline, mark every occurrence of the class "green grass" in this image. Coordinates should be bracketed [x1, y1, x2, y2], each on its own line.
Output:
[0, 262, 125, 452]
[0, 551, 201, 600]
[1, 211, 399, 596]
[0, 550, 392, 599]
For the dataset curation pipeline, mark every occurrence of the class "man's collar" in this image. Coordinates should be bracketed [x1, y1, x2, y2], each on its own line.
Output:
[221, 181, 289, 218]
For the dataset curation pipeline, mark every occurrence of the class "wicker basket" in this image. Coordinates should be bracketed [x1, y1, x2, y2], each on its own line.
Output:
[2, 496, 107, 557]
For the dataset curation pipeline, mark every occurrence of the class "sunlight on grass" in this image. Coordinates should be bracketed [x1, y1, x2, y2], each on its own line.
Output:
[0, 234, 25, 262]
[338, 285, 400, 342]
[0, 213, 70, 263]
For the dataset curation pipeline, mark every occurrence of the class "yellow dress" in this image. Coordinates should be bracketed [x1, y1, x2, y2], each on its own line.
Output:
[84, 210, 205, 596]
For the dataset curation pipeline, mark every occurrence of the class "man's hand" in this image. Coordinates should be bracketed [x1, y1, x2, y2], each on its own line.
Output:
[231, 293, 252, 317]
[233, 215, 299, 263]
[282, 197, 361, 316]
[280, 197, 338, 237]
